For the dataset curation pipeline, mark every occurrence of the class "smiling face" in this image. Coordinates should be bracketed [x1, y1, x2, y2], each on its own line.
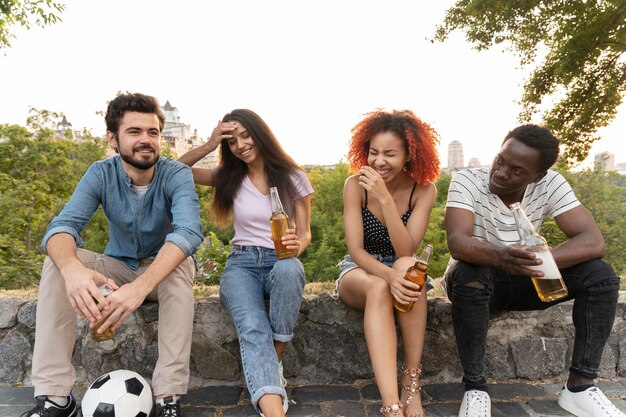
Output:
[367, 131, 409, 182]
[226, 121, 259, 165]
[488, 137, 546, 205]
[107, 111, 161, 171]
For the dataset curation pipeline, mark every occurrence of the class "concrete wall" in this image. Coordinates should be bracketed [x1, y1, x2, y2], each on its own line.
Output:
[1, 292, 625, 388]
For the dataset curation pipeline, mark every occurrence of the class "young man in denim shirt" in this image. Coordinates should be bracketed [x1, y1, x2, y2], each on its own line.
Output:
[24, 93, 203, 417]
[444, 125, 622, 417]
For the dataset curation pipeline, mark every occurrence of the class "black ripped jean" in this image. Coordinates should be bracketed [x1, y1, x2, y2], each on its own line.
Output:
[446, 259, 620, 388]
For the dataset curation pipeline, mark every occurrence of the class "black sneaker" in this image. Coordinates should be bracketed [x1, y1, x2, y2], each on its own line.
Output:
[20, 395, 77, 417]
[153, 396, 181, 417]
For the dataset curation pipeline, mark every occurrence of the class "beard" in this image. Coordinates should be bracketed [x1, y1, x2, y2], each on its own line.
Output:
[119, 144, 159, 170]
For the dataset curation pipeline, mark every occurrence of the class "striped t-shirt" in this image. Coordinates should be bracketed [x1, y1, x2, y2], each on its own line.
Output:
[445, 168, 580, 247]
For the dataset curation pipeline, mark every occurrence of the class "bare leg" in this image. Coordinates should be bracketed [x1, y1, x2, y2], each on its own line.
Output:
[567, 373, 594, 388]
[274, 340, 287, 362]
[339, 269, 404, 416]
[258, 394, 285, 417]
[397, 290, 426, 417]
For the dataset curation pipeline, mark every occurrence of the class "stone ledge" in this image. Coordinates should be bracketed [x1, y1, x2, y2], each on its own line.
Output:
[0, 292, 624, 388]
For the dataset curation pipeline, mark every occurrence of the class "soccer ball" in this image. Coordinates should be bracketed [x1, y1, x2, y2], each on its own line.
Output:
[81, 369, 153, 417]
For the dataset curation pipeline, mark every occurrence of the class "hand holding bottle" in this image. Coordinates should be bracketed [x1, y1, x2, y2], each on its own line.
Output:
[270, 187, 296, 259]
[90, 255, 117, 341]
[510, 203, 568, 302]
[394, 244, 433, 313]
[389, 268, 421, 307]
[280, 227, 301, 257]
[495, 244, 548, 276]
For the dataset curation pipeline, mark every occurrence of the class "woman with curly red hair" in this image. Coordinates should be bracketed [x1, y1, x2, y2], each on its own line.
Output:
[334, 110, 440, 417]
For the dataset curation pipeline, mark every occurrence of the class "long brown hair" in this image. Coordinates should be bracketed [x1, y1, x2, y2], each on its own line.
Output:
[212, 109, 304, 225]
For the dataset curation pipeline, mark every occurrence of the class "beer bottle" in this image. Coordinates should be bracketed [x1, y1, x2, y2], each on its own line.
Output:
[90, 255, 116, 341]
[270, 186, 295, 259]
[394, 244, 433, 313]
[509, 202, 568, 302]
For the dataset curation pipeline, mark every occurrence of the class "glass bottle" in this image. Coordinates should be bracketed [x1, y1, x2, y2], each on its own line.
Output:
[394, 244, 433, 313]
[270, 187, 295, 259]
[509, 202, 568, 302]
[90, 255, 115, 341]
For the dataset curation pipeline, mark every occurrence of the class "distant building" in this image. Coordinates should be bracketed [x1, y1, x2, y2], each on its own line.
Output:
[594, 151, 615, 171]
[447, 140, 464, 170]
[467, 157, 481, 168]
[161, 100, 217, 168]
[54, 116, 84, 141]
[162, 101, 193, 158]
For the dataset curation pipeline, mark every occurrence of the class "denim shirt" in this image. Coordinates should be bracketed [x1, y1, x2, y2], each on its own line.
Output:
[41, 155, 203, 270]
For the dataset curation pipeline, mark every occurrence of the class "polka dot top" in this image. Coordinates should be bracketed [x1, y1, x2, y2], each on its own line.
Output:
[362, 183, 416, 257]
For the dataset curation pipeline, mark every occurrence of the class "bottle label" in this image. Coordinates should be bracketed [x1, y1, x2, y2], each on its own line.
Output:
[527, 250, 562, 280]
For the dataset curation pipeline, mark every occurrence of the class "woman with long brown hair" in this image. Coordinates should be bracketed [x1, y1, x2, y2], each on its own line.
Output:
[179, 109, 313, 417]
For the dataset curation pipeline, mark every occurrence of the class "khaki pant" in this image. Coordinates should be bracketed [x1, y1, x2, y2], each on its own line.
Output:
[31, 248, 195, 397]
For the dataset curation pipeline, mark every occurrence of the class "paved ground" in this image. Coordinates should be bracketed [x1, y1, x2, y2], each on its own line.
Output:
[2, 378, 626, 417]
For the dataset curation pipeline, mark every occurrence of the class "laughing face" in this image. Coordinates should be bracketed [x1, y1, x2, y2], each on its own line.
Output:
[366, 131, 409, 182]
[108, 111, 161, 170]
[226, 121, 258, 165]
[488, 137, 545, 205]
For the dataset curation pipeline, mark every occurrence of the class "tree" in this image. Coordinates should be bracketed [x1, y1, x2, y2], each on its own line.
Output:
[0, 119, 107, 289]
[300, 164, 350, 282]
[0, 0, 65, 49]
[433, 0, 626, 164]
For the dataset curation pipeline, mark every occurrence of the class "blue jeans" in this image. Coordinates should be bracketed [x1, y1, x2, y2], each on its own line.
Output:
[219, 245, 306, 411]
[446, 259, 620, 388]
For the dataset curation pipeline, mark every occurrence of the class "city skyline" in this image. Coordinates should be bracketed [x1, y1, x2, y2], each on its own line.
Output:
[442, 138, 625, 173]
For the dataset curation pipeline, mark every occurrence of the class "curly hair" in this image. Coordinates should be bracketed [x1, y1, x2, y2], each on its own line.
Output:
[346, 110, 440, 184]
[503, 124, 560, 171]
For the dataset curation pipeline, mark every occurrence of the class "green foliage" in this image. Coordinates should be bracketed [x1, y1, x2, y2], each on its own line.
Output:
[194, 231, 231, 285]
[0, 0, 65, 49]
[422, 206, 448, 279]
[0, 117, 107, 289]
[160, 140, 175, 159]
[300, 164, 350, 282]
[195, 185, 234, 243]
[435, 174, 451, 208]
[0, 233, 44, 288]
[562, 169, 626, 274]
[433, 0, 626, 164]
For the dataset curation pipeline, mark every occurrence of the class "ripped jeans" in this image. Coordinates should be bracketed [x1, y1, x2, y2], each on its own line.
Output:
[445, 259, 620, 388]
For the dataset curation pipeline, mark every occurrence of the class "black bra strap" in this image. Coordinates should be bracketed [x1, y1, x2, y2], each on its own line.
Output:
[363, 190, 368, 208]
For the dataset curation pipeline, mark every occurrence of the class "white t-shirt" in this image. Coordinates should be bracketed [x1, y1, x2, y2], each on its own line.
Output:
[444, 168, 580, 272]
[230, 170, 314, 249]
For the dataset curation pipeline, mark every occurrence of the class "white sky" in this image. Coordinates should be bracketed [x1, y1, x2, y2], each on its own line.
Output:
[1, 0, 624, 168]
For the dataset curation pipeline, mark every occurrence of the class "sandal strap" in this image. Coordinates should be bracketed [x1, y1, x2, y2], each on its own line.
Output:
[380, 401, 402, 416]
[401, 364, 423, 406]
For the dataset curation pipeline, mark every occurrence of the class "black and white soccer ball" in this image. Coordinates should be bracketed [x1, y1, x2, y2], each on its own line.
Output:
[81, 369, 153, 417]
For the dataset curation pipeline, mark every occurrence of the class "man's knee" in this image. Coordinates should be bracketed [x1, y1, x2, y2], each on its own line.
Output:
[465, 281, 486, 289]
[447, 262, 492, 301]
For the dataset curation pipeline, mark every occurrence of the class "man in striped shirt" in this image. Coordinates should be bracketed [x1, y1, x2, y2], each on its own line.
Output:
[444, 124, 622, 417]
